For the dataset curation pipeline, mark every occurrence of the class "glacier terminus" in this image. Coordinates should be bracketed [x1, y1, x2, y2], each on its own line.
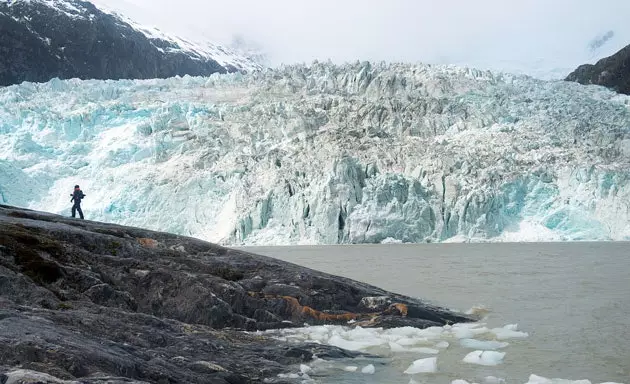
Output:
[1, 61, 630, 245]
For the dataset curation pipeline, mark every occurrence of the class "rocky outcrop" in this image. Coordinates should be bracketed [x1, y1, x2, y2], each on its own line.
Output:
[566, 44, 630, 95]
[0, 0, 258, 86]
[0, 205, 471, 382]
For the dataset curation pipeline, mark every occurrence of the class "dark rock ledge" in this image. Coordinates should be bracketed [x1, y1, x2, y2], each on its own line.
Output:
[0, 205, 472, 383]
[565, 44, 630, 95]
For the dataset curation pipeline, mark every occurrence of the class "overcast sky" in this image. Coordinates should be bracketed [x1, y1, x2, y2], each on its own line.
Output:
[95, 0, 630, 78]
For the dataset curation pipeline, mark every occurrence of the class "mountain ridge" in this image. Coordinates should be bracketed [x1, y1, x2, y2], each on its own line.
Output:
[0, 0, 260, 86]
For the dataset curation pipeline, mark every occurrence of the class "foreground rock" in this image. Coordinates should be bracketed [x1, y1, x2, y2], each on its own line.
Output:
[566, 44, 630, 95]
[0, 0, 258, 86]
[0, 205, 472, 383]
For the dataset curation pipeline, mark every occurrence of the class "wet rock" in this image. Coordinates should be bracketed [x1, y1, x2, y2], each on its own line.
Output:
[0, 204, 473, 382]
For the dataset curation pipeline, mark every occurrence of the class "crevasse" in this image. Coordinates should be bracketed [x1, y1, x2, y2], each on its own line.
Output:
[1, 62, 629, 244]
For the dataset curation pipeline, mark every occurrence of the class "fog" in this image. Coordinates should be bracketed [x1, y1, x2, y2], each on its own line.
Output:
[95, 0, 630, 78]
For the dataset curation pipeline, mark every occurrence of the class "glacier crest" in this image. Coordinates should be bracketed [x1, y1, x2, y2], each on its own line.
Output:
[1, 62, 630, 244]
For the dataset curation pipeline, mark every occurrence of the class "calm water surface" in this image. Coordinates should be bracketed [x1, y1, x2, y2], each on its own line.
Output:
[242, 242, 630, 384]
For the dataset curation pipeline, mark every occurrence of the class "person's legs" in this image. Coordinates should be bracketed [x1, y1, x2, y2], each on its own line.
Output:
[71, 205, 77, 218]
[76, 205, 84, 219]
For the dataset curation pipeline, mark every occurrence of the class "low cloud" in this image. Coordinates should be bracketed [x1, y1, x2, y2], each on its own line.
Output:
[96, 0, 630, 76]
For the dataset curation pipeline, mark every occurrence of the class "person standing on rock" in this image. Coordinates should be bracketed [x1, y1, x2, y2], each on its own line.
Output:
[70, 185, 86, 219]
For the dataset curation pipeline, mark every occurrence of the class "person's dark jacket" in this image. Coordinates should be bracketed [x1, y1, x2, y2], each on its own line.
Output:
[71, 189, 86, 204]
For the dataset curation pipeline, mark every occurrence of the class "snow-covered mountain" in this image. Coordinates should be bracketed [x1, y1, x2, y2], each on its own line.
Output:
[0, 0, 260, 86]
[1, 62, 629, 245]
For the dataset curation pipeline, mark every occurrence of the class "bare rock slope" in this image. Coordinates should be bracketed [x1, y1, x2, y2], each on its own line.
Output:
[0, 205, 471, 382]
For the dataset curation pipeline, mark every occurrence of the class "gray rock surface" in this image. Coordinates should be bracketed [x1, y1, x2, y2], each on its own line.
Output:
[0, 204, 472, 382]
[566, 44, 630, 95]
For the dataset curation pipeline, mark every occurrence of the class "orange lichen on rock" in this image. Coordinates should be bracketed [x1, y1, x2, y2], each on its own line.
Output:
[281, 296, 360, 322]
[136, 238, 158, 248]
[387, 303, 408, 317]
[245, 291, 413, 324]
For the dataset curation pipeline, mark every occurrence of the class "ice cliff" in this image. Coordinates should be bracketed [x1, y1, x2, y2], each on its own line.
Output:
[1, 62, 629, 244]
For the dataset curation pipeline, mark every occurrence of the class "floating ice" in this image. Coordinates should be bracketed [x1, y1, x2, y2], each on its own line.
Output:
[462, 350, 506, 366]
[388, 341, 407, 352]
[361, 364, 375, 374]
[484, 376, 506, 384]
[525, 374, 591, 384]
[452, 326, 490, 339]
[408, 347, 440, 354]
[490, 325, 529, 340]
[403, 357, 438, 374]
[261, 323, 620, 384]
[503, 324, 519, 331]
[267, 321, 527, 358]
[460, 338, 509, 350]
[466, 305, 491, 317]
[526, 374, 625, 384]
[328, 334, 384, 351]
[2, 62, 630, 245]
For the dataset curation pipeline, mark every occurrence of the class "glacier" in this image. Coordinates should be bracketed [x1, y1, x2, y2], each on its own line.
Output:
[1, 62, 630, 245]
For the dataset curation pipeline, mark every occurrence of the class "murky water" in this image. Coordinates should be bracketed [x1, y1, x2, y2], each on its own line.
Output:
[241, 242, 630, 384]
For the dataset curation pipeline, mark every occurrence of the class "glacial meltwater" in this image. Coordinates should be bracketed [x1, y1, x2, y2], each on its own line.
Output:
[241, 242, 630, 384]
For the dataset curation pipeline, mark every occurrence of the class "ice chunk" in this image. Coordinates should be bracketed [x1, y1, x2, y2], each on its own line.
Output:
[343, 366, 358, 372]
[526, 375, 552, 384]
[484, 376, 506, 384]
[462, 350, 505, 366]
[398, 337, 430, 346]
[361, 364, 375, 374]
[452, 326, 489, 339]
[403, 357, 438, 374]
[327, 334, 382, 351]
[503, 323, 519, 331]
[460, 338, 509, 350]
[389, 341, 407, 352]
[490, 327, 529, 340]
[524, 374, 595, 384]
[452, 380, 472, 384]
[465, 305, 491, 317]
[408, 347, 440, 354]
[435, 341, 450, 349]
[299, 364, 311, 374]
